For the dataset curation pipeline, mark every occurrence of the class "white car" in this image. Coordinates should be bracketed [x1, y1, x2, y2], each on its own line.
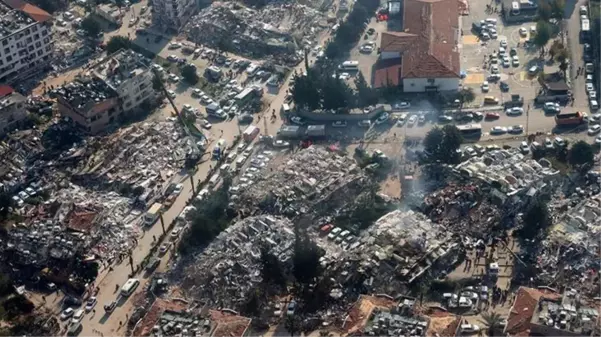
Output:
[407, 115, 418, 126]
[357, 120, 371, 127]
[200, 119, 212, 129]
[544, 102, 560, 112]
[71, 309, 85, 324]
[586, 83, 594, 93]
[499, 40, 508, 48]
[509, 125, 524, 133]
[596, 135, 601, 145]
[85, 297, 97, 312]
[290, 116, 305, 125]
[167, 54, 179, 62]
[503, 57, 511, 68]
[489, 29, 498, 39]
[461, 324, 481, 333]
[544, 138, 554, 149]
[588, 124, 601, 135]
[338, 72, 351, 81]
[519, 141, 530, 154]
[511, 55, 519, 67]
[192, 89, 203, 97]
[490, 126, 508, 134]
[168, 74, 180, 82]
[506, 107, 524, 116]
[273, 140, 290, 148]
[169, 42, 182, 49]
[332, 121, 347, 128]
[491, 65, 500, 74]
[590, 91, 597, 100]
[60, 308, 75, 320]
[375, 112, 390, 125]
[173, 184, 184, 195]
[167, 90, 176, 99]
[481, 81, 489, 92]
[519, 27, 528, 36]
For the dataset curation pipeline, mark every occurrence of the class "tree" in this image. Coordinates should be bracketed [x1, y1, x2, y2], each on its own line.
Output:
[549, 0, 565, 22]
[291, 73, 321, 110]
[538, 1, 552, 21]
[285, 315, 301, 337]
[152, 73, 163, 91]
[81, 17, 101, 37]
[106, 36, 131, 54]
[568, 141, 595, 171]
[480, 311, 504, 337]
[548, 40, 564, 60]
[518, 201, 551, 240]
[321, 76, 353, 110]
[181, 64, 199, 84]
[423, 125, 463, 164]
[533, 21, 552, 56]
[355, 71, 378, 107]
[457, 88, 476, 107]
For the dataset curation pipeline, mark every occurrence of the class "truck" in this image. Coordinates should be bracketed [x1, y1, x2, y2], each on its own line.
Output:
[243, 125, 260, 143]
[212, 139, 227, 159]
[278, 125, 301, 138]
[144, 203, 162, 226]
[305, 125, 326, 138]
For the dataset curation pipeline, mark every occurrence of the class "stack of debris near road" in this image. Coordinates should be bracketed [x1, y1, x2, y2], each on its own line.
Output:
[185, 2, 329, 64]
[177, 215, 296, 309]
[235, 146, 370, 216]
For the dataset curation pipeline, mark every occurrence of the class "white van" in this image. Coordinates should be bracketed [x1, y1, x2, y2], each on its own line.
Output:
[591, 100, 599, 110]
[281, 103, 291, 114]
[208, 173, 221, 188]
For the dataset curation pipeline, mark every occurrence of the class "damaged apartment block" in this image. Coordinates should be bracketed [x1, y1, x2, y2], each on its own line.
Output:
[53, 49, 156, 134]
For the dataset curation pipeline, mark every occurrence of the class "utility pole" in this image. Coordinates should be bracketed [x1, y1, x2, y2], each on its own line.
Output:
[526, 104, 530, 137]
[189, 175, 195, 195]
[128, 253, 134, 274]
[159, 212, 166, 234]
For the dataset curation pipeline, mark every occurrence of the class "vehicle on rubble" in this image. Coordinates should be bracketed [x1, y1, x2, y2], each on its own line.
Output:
[85, 297, 97, 312]
[273, 139, 290, 148]
[11, 196, 23, 208]
[461, 324, 480, 333]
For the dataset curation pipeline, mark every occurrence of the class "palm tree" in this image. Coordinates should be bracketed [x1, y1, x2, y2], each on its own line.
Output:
[480, 311, 504, 337]
[285, 315, 301, 337]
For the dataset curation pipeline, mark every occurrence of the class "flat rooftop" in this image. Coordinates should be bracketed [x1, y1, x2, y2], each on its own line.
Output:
[54, 78, 117, 110]
[92, 49, 151, 90]
[0, 91, 25, 108]
[532, 297, 599, 335]
[0, 0, 51, 38]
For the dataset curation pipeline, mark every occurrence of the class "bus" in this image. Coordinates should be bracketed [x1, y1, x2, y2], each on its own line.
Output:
[121, 278, 139, 297]
[338, 61, 359, 70]
[456, 124, 482, 138]
[555, 111, 584, 126]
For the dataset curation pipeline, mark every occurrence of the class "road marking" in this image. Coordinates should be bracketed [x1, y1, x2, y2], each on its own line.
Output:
[519, 71, 526, 81]
[462, 35, 479, 45]
[464, 73, 485, 84]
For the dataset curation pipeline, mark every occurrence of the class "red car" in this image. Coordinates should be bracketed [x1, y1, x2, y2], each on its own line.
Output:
[485, 112, 500, 119]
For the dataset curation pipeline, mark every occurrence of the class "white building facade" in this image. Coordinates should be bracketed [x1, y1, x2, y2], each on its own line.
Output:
[149, 0, 197, 32]
[0, 0, 53, 84]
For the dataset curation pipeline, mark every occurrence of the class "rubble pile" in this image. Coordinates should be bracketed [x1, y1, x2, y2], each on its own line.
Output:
[66, 121, 193, 194]
[185, 2, 327, 63]
[235, 146, 369, 215]
[177, 215, 295, 309]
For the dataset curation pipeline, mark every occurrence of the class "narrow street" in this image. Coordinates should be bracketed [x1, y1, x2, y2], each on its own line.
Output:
[565, 0, 589, 111]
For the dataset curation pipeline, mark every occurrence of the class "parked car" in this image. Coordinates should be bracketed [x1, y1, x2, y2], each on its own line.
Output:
[85, 297, 97, 312]
[588, 124, 601, 135]
[375, 112, 390, 125]
[60, 308, 75, 320]
[509, 125, 524, 133]
[490, 126, 508, 135]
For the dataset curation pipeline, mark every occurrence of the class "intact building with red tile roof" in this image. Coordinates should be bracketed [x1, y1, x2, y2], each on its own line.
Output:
[375, 0, 461, 92]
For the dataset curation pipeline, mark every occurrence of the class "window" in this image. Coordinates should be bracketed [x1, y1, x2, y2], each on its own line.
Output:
[37, 50, 42, 56]
[41, 29, 47, 36]
[427, 78, 435, 84]
[125, 101, 132, 108]
[6, 55, 12, 62]
[28, 45, 34, 52]
[26, 37, 32, 44]
[45, 46, 52, 52]
[34, 34, 39, 40]
[3, 48, 8, 54]
[35, 42, 41, 48]
[1, 40, 6, 46]
[32, 25, 37, 32]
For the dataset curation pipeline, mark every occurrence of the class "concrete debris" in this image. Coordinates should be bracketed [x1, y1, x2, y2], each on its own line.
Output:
[235, 146, 368, 216]
[177, 215, 296, 309]
[185, 2, 330, 64]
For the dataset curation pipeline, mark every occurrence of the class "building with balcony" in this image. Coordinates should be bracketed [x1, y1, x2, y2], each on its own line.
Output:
[0, 0, 53, 84]
[149, 0, 197, 32]
[55, 49, 155, 134]
[0, 85, 27, 136]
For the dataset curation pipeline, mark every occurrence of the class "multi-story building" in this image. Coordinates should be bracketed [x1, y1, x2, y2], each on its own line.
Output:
[149, 0, 197, 33]
[0, 0, 53, 84]
[56, 49, 155, 134]
[0, 85, 26, 136]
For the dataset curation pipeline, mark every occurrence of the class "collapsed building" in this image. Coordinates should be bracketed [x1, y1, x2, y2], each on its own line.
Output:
[185, 2, 329, 63]
[235, 146, 371, 217]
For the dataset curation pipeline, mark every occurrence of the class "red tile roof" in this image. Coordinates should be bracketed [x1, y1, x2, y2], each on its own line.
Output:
[209, 310, 252, 337]
[373, 58, 402, 88]
[505, 287, 561, 336]
[3, 0, 52, 22]
[0, 85, 14, 97]
[380, 0, 460, 79]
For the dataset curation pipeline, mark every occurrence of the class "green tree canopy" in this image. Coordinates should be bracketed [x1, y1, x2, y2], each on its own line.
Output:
[533, 21, 552, 54]
[260, 245, 286, 287]
[106, 36, 131, 54]
[355, 71, 378, 107]
[292, 232, 322, 286]
[568, 140, 595, 171]
[181, 64, 199, 84]
[518, 201, 551, 240]
[480, 311, 504, 337]
[423, 125, 463, 164]
[81, 17, 101, 37]
[457, 87, 476, 106]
